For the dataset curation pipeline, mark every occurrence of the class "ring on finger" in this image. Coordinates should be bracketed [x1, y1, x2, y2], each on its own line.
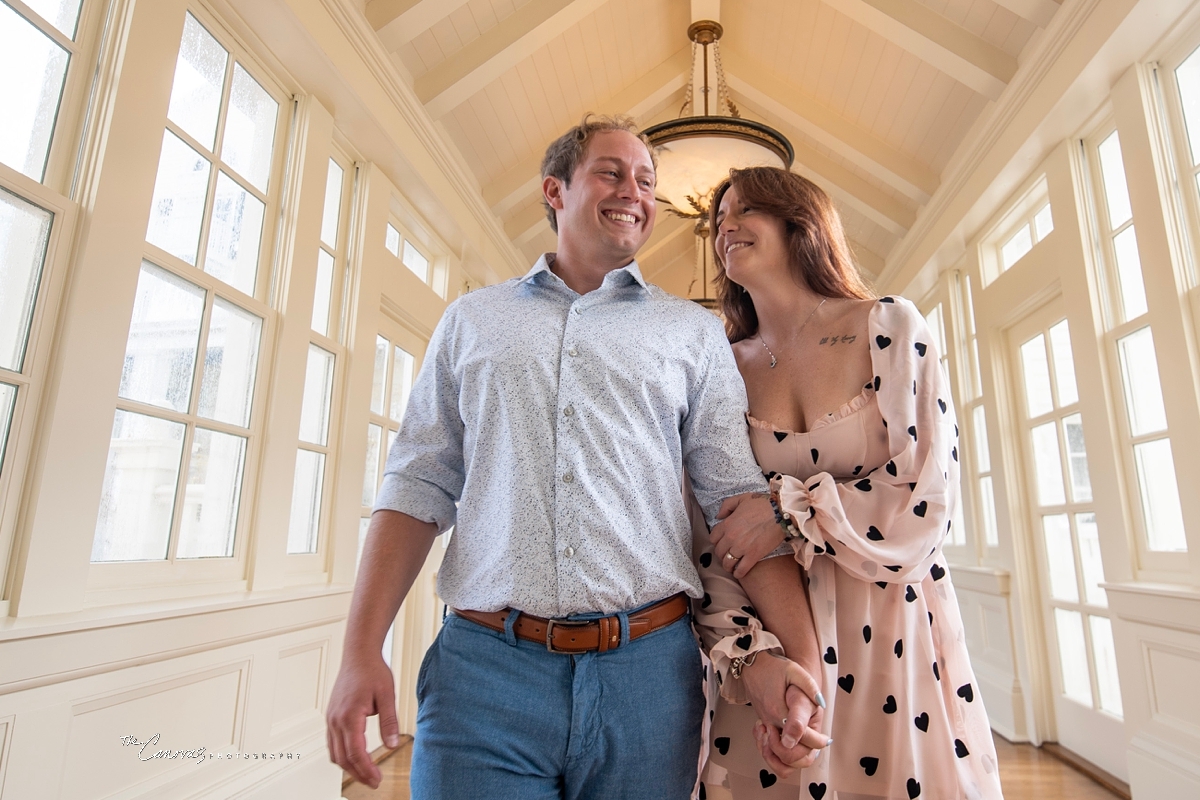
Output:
[724, 552, 738, 562]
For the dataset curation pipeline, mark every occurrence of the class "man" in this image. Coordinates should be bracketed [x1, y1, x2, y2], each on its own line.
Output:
[326, 116, 815, 799]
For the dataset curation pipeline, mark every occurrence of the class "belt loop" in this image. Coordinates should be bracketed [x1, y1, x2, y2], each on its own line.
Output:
[618, 610, 631, 647]
[503, 608, 520, 647]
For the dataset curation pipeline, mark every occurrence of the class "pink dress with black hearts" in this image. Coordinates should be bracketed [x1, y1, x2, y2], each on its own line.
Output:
[692, 297, 1004, 800]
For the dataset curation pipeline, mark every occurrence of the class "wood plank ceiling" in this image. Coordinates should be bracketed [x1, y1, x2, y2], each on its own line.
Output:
[362, 0, 1060, 295]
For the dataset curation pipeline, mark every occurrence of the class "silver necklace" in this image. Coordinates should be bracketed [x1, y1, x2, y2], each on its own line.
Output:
[758, 298, 826, 368]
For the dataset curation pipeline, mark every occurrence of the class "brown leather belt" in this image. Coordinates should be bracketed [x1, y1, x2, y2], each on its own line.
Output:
[452, 593, 689, 654]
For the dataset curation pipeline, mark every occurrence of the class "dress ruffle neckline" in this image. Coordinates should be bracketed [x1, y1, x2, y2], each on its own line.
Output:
[745, 385, 876, 436]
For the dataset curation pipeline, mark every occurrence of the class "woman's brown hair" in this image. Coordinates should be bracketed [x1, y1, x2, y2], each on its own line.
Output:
[710, 167, 874, 342]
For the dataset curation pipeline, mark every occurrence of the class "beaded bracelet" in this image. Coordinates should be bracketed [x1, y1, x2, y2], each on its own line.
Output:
[768, 491, 801, 541]
[729, 650, 759, 680]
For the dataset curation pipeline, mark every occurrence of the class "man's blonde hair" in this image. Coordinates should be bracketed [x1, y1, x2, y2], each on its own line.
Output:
[539, 114, 657, 233]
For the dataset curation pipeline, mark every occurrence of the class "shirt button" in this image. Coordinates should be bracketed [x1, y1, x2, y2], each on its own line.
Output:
[567, 347, 578, 357]
[562, 471, 574, 484]
[574, 306, 582, 315]
[564, 546, 575, 558]
[563, 405, 575, 417]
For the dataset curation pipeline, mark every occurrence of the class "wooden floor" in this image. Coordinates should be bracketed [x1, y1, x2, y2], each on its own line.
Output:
[343, 734, 1124, 799]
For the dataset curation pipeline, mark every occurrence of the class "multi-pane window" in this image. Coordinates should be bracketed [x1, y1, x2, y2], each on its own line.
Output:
[0, 0, 84, 181]
[924, 302, 967, 548]
[1000, 202, 1053, 271]
[287, 151, 355, 555]
[92, 13, 280, 564]
[1169, 43, 1200, 285]
[1089, 130, 1188, 559]
[385, 221, 432, 285]
[0, 187, 53, 479]
[361, 334, 415, 517]
[1016, 317, 1120, 717]
[956, 275, 998, 551]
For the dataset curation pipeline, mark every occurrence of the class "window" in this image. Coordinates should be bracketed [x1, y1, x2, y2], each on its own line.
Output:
[953, 275, 998, 552]
[1000, 202, 1054, 271]
[1086, 127, 1188, 568]
[288, 149, 356, 556]
[361, 334, 416, 517]
[384, 219, 441, 294]
[92, 12, 281, 565]
[1014, 312, 1120, 717]
[1167, 43, 1200, 285]
[0, 0, 84, 181]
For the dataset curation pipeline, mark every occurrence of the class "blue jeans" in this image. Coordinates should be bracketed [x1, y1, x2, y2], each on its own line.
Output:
[410, 606, 704, 800]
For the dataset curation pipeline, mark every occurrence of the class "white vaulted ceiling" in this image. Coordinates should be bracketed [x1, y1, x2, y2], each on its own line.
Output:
[360, 0, 1061, 292]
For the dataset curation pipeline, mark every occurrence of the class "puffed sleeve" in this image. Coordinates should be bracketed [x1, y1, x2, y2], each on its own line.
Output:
[687, 480, 784, 704]
[773, 297, 959, 585]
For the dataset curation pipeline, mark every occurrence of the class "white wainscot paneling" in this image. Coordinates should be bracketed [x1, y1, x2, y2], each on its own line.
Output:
[270, 641, 327, 740]
[0, 591, 347, 800]
[62, 662, 247, 800]
[1107, 583, 1200, 798]
[948, 565, 1027, 741]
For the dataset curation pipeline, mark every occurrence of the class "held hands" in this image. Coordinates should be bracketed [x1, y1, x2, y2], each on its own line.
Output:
[741, 653, 828, 776]
[326, 653, 402, 789]
[710, 493, 785, 579]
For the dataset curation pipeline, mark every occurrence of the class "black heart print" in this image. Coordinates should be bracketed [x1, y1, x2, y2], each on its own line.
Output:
[894, 639, 904, 658]
[774, 431, 788, 442]
[853, 465, 863, 475]
[882, 695, 897, 714]
[930, 564, 946, 581]
[807, 783, 826, 799]
[825, 542, 837, 557]
[907, 778, 922, 798]
[955, 739, 970, 758]
[860, 756, 879, 776]
[913, 501, 928, 517]
[874, 375, 881, 391]
[855, 479, 872, 492]
[736, 635, 753, 650]
[715, 737, 730, 755]
[838, 674, 855, 693]
[914, 342, 927, 356]
[741, 605, 756, 616]
[700, 553, 712, 568]
[760, 770, 777, 789]
[880, 296, 895, 303]
[824, 647, 838, 664]
[914, 712, 929, 732]
[906, 586, 918, 602]
[811, 448, 819, 463]
[938, 398, 947, 413]
[886, 460, 898, 476]
[731, 615, 750, 625]
[958, 684, 974, 702]
[951, 446, 958, 461]
[933, 661, 940, 681]
[884, 565, 901, 572]
[908, 425, 918, 440]
[701, 593, 712, 608]
[875, 581, 888, 589]
[876, 335, 892, 349]
[867, 526, 884, 541]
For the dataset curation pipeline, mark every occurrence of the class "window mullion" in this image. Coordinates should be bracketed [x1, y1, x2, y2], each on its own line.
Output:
[165, 420, 197, 563]
[5, 0, 76, 51]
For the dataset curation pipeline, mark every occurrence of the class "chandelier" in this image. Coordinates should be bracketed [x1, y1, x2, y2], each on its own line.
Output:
[644, 21, 793, 308]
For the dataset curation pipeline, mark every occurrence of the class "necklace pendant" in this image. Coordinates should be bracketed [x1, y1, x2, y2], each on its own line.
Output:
[768, 355, 777, 368]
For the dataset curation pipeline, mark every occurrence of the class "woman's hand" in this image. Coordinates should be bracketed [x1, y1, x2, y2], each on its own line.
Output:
[710, 493, 785, 578]
[740, 652, 828, 776]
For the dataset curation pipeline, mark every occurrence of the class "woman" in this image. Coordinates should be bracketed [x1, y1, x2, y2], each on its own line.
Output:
[692, 167, 1002, 800]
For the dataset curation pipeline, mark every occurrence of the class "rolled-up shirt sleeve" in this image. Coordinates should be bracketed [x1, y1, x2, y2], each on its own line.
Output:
[373, 308, 465, 533]
[682, 317, 768, 525]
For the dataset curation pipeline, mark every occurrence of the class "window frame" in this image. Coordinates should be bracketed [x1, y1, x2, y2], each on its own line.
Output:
[86, 3, 293, 598]
[1078, 120, 1190, 576]
[384, 197, 450, 299]
[978, 175, 1054, 287]
[0, 164, 77, 612]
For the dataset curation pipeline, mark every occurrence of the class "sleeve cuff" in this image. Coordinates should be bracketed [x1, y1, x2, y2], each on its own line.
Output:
[708, 630, 785, 705]
[373, 474, 458, 533]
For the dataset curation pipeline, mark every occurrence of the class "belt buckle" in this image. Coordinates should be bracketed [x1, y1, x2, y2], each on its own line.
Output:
[545, 618, 591, 653]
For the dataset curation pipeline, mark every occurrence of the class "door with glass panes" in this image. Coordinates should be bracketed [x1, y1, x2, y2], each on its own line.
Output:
[359, 319, 443, 736]
[1009, 300, 1126, 779]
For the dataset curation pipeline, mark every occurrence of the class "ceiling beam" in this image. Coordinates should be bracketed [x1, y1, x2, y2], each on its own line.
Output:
[640, 215, 693, 264]
[723, 53, 937, 202]
[735, 95, 916, 235]
[505, 201, 551, 246]
[483, 49, 692, 216]
[821, 0, 1016, 99]
[370, 0, 473, 51]
[991, 0, 1058, 28]
[416, 0, 609, 119]
[848, 239, 885, 277]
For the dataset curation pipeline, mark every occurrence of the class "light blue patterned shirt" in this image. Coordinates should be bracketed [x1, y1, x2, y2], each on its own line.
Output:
[374, 255, 766, 617]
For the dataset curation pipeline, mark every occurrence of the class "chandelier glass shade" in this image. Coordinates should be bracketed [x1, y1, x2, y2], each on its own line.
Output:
[641, 20, 794, 306]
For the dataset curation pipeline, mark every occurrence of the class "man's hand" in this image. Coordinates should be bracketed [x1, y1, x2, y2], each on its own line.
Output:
[710, 493, 784, 579]
[326, 652, 401, 789]
[741, 653, 828, 777]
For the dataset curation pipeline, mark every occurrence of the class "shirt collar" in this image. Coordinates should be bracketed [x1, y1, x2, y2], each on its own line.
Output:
[520, 253, 650, 292]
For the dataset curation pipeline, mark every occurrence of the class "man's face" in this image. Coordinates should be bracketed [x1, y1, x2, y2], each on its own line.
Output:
[545, 130, 657, 262]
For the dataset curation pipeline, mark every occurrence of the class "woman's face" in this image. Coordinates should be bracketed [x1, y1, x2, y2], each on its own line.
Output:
[714, 185, 790, 290]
